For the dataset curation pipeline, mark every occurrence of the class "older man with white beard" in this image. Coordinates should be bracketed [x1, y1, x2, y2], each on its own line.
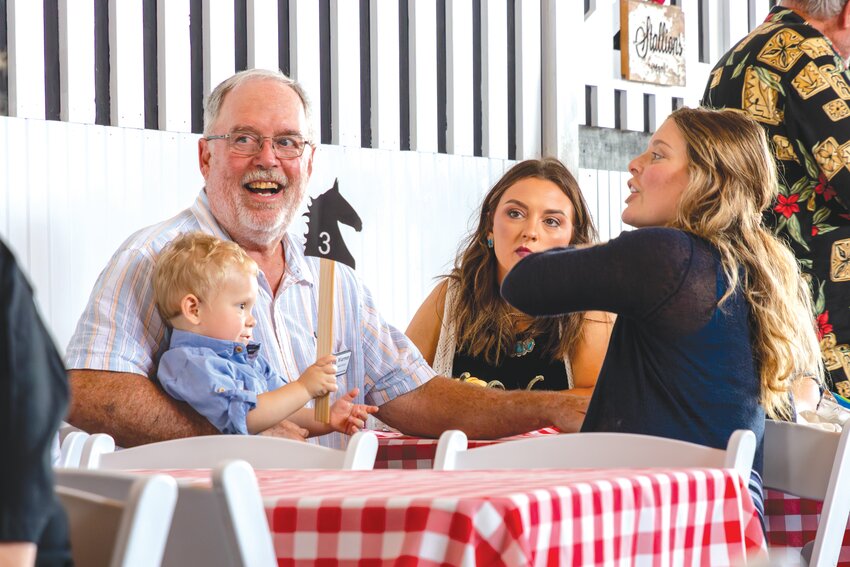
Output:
[65, 69, 590, 448]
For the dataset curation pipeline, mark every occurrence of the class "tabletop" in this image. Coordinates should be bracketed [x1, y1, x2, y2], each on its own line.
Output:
[160, 466, 766, 566]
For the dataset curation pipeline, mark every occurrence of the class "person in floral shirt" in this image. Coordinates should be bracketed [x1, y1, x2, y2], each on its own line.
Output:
[702, 1, 850, 403]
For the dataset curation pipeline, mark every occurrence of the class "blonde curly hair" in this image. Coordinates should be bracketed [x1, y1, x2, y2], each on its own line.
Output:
[669, 107, 824, 419]
[153, 232, 258, 323]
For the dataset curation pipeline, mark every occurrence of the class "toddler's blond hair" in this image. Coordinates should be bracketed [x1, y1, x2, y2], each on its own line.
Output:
[153, 232, 258, 322]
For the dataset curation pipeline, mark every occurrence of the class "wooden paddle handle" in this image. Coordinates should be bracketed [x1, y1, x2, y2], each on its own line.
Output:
[314, 259, 335, 423]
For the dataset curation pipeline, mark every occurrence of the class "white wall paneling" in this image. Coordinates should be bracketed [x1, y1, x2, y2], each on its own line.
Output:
[7, 0, 46, 119]
[445, 0, 474, 156]
[409, 0, 439, 153]
[514, 0, 541, 159]
[542, 0, 582, 171]
[59, 0, 96, 123]
[109, 0, 145, 128]
[203, 0, 235, 100]
[369, 0, 401, 150]
[480, 0, 508, 159]
[247, 0, 280, 71]
[289, 0, 322, 140]
[6, 0, 765, 140]
[157, 0, 192, 132]
[330, 0, 361, 147]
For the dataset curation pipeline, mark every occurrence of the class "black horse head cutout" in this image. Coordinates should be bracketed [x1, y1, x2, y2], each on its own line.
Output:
[303, 179, 363, 269]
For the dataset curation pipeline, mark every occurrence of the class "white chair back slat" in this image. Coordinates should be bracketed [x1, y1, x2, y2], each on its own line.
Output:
[369, 0, 401, 150]
[763, 420, 850, 567]
[246, 0, 280, 71]
[434, 429, 756, 481]
[209, 460, 277, 567]
[203, 0, 236, 99]
[80, 433, 117, 469]
[83, 431, 378, 471]
[330, 0, 362, 147]
[409, 0, 439, 153]
[57, 431, 90, 468]
[445, 0, 474, 156]
[57, 464, 271, 567]
[55, 471, 178, 567]
[59, 0, 96, 123]
[7, 0, 46, 119]
[109, 0, 145, 128]
[289, 0, 322, 141]
[157, 0, 192, 132]
[514, 0, 542, 160]
[480, 0, 508, 160]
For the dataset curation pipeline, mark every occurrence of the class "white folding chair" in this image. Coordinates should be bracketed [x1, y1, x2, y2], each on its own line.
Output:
[57, 460, 276, 567]
[59, 421, 83, 445]
[433, 429, 756, 480]
[763, 420, 850, 567]
[55, 471, 178, 567]
[56, 430, 90, 468]
[83, 430, 378, 470]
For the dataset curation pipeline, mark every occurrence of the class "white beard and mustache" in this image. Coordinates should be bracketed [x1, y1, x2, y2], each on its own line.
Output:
[209, 169, 305, 249]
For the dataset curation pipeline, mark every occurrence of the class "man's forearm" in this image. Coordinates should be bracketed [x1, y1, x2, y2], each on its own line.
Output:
[67, 369, 216, 447]
[377, 376, 589, 440]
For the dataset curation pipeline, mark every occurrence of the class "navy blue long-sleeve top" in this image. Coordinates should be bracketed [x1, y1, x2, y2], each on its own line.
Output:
[501, 227, 765, 471]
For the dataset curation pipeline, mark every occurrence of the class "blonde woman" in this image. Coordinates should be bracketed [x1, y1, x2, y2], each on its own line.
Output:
[502, 108, 823, 528]
[407, 158, 613, 393]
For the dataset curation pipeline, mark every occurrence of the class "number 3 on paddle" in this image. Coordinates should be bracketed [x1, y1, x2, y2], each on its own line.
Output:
[318, 232, 331, 255]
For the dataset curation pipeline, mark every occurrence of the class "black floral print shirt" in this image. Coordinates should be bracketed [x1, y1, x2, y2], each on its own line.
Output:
[703, 6, 850, 399]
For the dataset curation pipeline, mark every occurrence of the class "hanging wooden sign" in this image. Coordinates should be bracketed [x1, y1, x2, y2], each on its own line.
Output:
[620, 0, 686, 86]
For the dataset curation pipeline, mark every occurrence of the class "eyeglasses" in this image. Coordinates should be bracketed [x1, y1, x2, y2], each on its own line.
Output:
[204, 131, 313, 159]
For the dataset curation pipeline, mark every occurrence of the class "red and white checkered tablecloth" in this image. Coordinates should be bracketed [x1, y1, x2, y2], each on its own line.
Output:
[764, 489, 850, 566]
[374, 428, 850, 564]
[160, 467, 765, 566]
[373, 427, 561, 469]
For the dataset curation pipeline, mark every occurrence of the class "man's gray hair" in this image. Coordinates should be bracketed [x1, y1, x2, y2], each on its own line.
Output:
[203, 68, 313, 138]
[787, 0, 850, 18]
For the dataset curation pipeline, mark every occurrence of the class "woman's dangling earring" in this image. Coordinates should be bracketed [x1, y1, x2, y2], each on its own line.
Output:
[486, 237, 494, 249]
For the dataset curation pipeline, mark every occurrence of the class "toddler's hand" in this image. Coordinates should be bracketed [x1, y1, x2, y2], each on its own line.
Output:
[329, 387, 379, 435]
[297, 354, 339, 398]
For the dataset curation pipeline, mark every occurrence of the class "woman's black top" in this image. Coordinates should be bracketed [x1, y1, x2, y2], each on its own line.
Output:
[452, 327, 569, 390]
[501, 227, 766, 472]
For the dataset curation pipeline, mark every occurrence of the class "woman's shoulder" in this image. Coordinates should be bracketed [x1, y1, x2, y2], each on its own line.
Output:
[609, 227, 699, 260]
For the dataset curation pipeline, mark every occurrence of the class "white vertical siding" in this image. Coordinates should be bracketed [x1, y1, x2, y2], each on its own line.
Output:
[289, 0, 322, 140]
[7, 0, 46, 119]
[59, 0, 96, 123]
[480, 0, 508, 159]
[157, 0, 192, 132]
[370, 0, 401, 150]
[515, 0, 541, 159]
[247, 0, 280, 71]
[203, 0, 235, 100]
[409, 0, 439, 153]
[445, 0, 474, 156]
[330, 0, 361, 147]
[109, 0, 145, 128]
